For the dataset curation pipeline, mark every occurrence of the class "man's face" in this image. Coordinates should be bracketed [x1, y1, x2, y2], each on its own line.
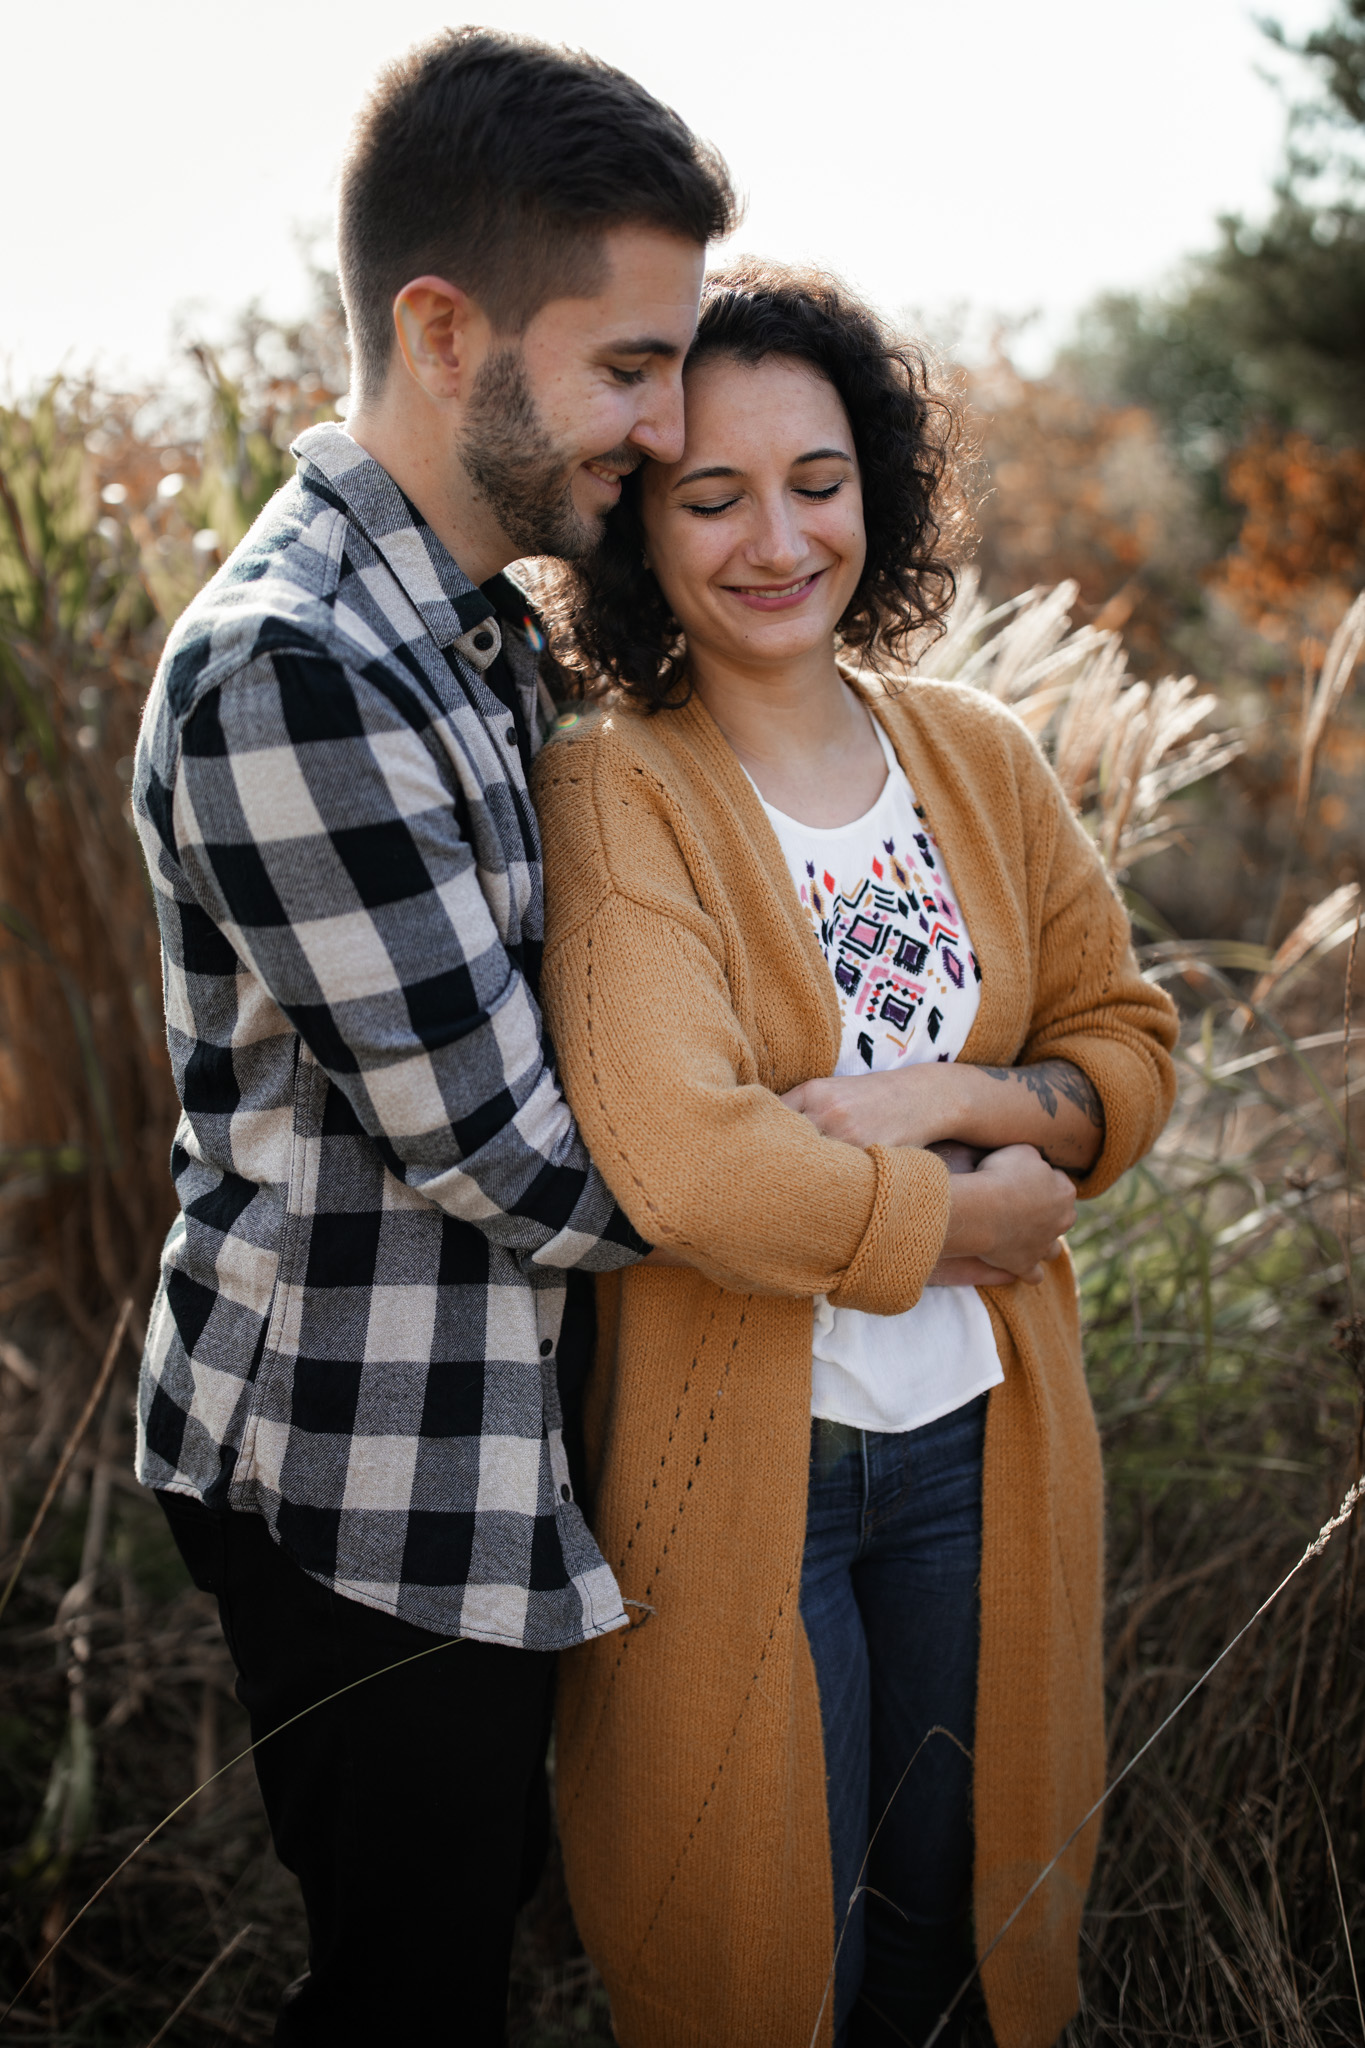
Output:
[459, 223, 705, 562]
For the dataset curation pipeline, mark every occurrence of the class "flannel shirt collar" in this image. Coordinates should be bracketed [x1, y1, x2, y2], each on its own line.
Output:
[291, 421, 503, 673]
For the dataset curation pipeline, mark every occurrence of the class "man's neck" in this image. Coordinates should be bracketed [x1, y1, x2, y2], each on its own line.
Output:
[345, 403, 513, 587]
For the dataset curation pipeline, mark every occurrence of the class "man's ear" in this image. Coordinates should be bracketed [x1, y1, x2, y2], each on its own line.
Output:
[391, 276, 490, 400]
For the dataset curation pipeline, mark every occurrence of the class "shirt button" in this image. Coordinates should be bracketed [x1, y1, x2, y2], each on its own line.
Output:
[473, 630, 495, 652]
[560, 1483, 572, 1502]
[505, 726, 517, 746]
[539, 1338, 553, 1357]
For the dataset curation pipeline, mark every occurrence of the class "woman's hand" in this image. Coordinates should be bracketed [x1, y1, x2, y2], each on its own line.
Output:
[782, 1057, 1105, 1175]
[935, 1143, 1077, 1287]
[781, 1066, 963, 1151]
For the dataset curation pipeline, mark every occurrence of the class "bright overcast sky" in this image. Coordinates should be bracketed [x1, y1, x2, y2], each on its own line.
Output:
[2, 0, 1329, 394]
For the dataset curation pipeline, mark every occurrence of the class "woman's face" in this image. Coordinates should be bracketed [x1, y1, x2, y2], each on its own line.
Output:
[638, 353, 867, 674]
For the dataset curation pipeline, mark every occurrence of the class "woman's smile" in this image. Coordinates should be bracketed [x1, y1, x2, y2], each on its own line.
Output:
[722, 568, 826, 610]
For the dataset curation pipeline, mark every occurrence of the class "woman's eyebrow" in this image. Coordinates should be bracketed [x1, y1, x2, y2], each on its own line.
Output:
[673, 464, 741, 488]
[672, 448, 854, 490]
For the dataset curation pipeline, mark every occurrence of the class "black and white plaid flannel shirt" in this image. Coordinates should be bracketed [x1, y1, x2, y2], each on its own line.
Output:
[133, 421, 647, 1649]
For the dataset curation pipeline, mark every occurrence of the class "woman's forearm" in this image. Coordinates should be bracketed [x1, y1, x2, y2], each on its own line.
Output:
[948, 1060, 1104, 1174]
[781, 1056, 1105, 1175]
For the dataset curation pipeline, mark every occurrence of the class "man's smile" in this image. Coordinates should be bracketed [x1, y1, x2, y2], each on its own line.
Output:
[582, 458, 637, 491]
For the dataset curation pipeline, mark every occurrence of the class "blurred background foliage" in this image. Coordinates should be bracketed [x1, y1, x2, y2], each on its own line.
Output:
[972, 1, 1365, 959]
[1, 6, 1364, 2044]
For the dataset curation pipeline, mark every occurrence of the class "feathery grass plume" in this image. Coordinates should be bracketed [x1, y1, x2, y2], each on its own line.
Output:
[905, 568, 1246, 872]
[1253, 882, 1363, 1007]
[908, 572, 1365, 2040]
[1297, 590, 1365, 820]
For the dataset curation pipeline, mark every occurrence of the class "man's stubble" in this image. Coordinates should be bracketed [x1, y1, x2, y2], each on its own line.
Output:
[461, 346, 631, 564]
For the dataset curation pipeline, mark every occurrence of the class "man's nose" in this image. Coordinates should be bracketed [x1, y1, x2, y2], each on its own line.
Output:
[628, 372, 686, 465]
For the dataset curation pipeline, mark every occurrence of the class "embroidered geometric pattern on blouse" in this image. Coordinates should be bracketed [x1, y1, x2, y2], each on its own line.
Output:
[797, 826, 980, 1067]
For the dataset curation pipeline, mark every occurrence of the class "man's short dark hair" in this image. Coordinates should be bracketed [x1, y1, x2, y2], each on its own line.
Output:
[338, 28, 738, 401]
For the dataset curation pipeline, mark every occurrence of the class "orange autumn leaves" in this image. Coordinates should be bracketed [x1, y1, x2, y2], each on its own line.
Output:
[973, 362, 1365, 666]
[1215, 431, 1365, 647]
[969, 358, 1206, 675]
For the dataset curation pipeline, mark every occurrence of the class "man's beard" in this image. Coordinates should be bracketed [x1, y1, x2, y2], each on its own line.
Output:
[460, 346, 631, 563]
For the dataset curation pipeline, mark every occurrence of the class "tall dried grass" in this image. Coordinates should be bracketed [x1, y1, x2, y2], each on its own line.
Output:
[0, 387, 174, 1340]
[0, 304, 344, 1342]
[0, 352, 1361, 2043]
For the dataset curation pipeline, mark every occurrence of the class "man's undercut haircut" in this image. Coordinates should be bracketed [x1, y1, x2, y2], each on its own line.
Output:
[339, 27, 738, 401]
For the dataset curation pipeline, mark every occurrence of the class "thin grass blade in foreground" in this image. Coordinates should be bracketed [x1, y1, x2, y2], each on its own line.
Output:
[1296, 593, 1365, 822]
[914, 1474, 1365, 2048]
[0, 1635, 466, 2031]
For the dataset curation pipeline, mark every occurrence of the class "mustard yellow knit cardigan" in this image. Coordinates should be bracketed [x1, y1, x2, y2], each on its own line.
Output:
[533, 680, 1177, 2048]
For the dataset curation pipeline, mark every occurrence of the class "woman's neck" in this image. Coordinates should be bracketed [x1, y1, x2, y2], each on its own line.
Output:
[689, 640, 888, 829]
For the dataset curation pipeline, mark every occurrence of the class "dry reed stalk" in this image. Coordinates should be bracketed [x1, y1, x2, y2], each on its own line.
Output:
[0, 1296, 130, 1624]
[0, 340, 343, 1338]
[920, 1473, 1365, 2048]
[141, 1923, 254, 2048]
[0, 395, 179, 1334]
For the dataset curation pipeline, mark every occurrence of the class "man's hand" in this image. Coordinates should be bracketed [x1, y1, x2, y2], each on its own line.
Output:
[921, 1141, 1013, 1286]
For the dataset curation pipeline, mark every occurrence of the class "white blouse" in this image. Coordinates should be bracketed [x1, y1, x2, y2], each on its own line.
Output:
[754, 717, 1003, 1433]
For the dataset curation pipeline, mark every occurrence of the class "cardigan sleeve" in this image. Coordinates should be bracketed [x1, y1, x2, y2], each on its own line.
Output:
[1011, 732, 1179, 1199]
[535, 733, 952, 1313]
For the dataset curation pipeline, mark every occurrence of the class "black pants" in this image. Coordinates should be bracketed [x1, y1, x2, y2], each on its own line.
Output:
[158, 1493, 555, 2046]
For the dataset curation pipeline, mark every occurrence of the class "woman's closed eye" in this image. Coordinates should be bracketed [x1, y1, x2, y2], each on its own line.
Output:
[681, 478, 845, 519]
[682, 495, 741, 518]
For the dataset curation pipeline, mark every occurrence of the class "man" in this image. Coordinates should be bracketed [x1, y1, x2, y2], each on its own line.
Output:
[132, 30, 735, 2042]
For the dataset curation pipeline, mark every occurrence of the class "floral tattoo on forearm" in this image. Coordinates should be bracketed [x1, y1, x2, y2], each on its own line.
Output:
[978, 1058, 1105, 1169]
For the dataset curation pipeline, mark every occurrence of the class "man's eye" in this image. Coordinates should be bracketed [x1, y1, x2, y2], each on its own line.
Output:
[797, 481, 843, 501]
[683, 498, 739, 518]
[610, 365, 647, 386]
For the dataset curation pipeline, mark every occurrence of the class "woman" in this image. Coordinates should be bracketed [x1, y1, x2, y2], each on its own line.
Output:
[533, 262, 1176, 2048]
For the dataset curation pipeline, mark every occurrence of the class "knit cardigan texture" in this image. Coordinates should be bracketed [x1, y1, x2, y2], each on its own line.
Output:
[533, 679, 1177, 2048]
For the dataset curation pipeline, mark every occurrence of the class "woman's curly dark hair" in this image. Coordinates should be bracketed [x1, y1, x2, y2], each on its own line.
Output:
[543, 258, 969, 709]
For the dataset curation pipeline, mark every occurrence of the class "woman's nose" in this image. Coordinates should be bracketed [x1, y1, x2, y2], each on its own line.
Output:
[747, 497, 804, 572]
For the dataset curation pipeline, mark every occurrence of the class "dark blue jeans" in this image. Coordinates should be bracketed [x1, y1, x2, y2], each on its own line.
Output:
[799, 1395, 987, 2048]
